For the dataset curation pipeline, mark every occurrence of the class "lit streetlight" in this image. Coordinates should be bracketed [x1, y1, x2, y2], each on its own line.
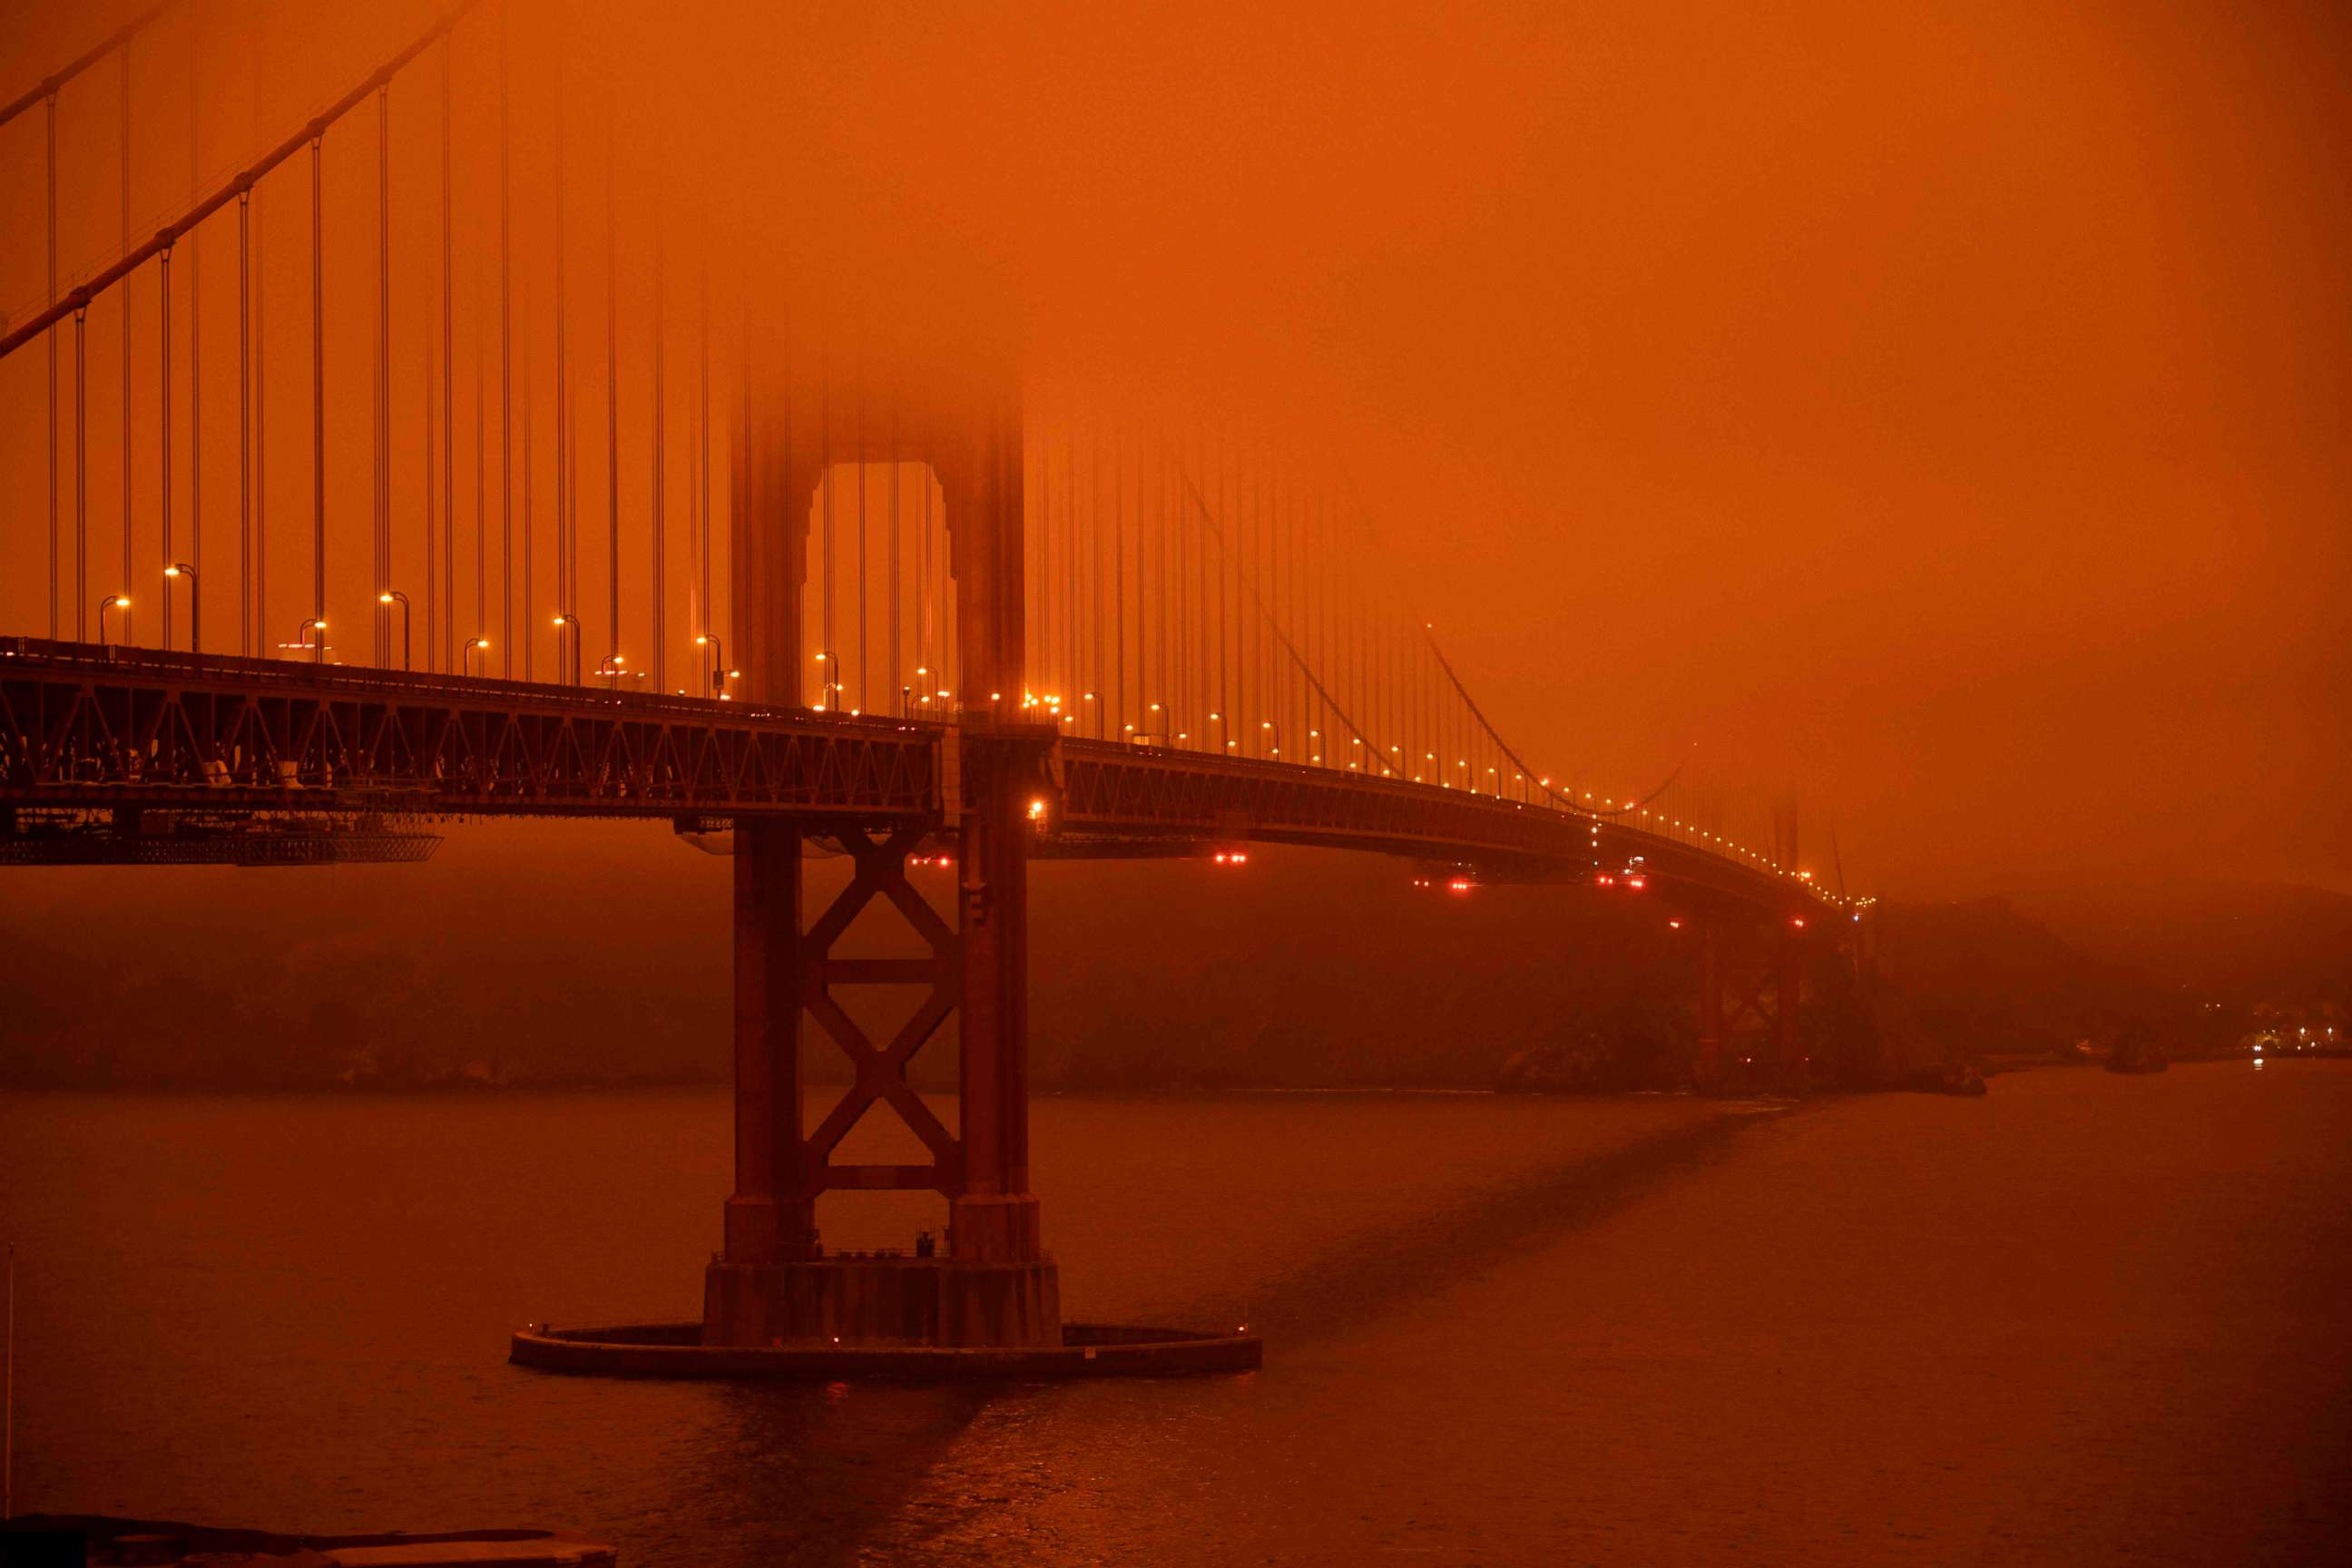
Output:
[297, 616, 327, 664]
[163, 564, 200, 652]
[552, 613, 585, 685]
[464, 636, 491, 677]
[695, 633, 726, 697]
[379, 591, 412, 671]
[97, 594, 129, 646]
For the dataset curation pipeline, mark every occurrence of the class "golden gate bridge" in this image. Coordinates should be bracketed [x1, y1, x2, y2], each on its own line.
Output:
[0, 0, 1865, 1372]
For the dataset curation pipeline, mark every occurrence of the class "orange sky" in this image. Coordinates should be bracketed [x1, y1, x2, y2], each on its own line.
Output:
[3, 0, 2346, 897]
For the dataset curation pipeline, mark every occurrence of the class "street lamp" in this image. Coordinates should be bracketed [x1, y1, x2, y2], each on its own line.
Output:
[695, 633, 725, 697]
[1261, 720, 1281, 760]
[552, 613, 584, 684]
[164, 564, 199, 652]
[464, 636, 491, 676]
[97, 593, 129, 645]
[595, 652, 629, 682]
[378, 591, 411, 671]
[812, 650, 841, 710]
[297, 616, 327, 664]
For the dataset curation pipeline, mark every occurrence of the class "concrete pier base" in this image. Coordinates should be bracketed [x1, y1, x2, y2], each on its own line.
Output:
[515, 1319, 1260, 1381]
[702, 1255, 1062, 1348]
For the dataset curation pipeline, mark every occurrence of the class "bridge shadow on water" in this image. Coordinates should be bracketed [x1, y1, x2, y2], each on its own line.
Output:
[632, 1377, 998, 1563]
[1213, 1098, 1792, 1349]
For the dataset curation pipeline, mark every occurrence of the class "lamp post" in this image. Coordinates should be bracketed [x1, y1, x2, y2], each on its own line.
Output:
[1084, 691, 1101, 739]
[595, 652, 628, 683]
[297, 617, 327, 664]
[97, 594, 128, 646]
[694, 633, 725, 698]
[164, 564, 199, 652]
[1261, 720, 1281, 760]
[378, 591, 411, 671]
[812, 649, 841, 710]
[552, 614, 583, 685]
[463, 636, 491, 677]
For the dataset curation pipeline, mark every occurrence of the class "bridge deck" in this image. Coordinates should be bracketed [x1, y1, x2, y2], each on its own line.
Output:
[2, 640, 1816, 914]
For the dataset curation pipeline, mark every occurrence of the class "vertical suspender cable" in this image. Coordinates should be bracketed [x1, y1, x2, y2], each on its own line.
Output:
[522, 263, 534, 680]
[1192, 423, 1205, 746]
[1161, 426, 1173, 728]
[310, 133, 326, 648]
[1044, 390, 1054, 691]
[856, 370, 867, 709]
[160, 247, 172, 647]
[475, 286, 485, 649]
[47, 93, 59, 637]
[425, 321, 436, 662]
[74, 308, 88, 638]
[1247, 445, 1259, 748]
[554, 52, 568, 657]
[376, 89, 390, 662]
[237, 189, 250, 654]
[441, 37, 456, 670]
[499, 0, 514, 673]
[820, 343, 833, 687]
[1215, 426, 1228, 738]
[188, 19, 201, 642]
[1091, 419, 1103, 729]
[652, 164, 665, 689]
[698, 215, 710, 653]
[254, 185, 267, 652]
[603, 73, 618, 672]
[888, 397, 900, 710]
[918, 449, 931, 702]
[1113, 424, 1124, 732]
[122, 47, 133, 642]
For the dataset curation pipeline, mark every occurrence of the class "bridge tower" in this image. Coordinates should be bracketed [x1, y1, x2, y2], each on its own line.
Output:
[701, 310, 1062, 1348]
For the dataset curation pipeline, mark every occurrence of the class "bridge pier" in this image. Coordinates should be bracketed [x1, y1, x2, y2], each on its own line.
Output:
[1776, 920, 1805, 1084]
[1690, 914, 1808, 1093]
[1697, 920, 1725, 1085]
[700, 803, 1062, 1349]
[716, 817, 816, 1274]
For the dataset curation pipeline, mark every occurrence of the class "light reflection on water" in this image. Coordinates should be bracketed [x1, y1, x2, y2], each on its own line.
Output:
[3, 1063, 2347, 1563]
